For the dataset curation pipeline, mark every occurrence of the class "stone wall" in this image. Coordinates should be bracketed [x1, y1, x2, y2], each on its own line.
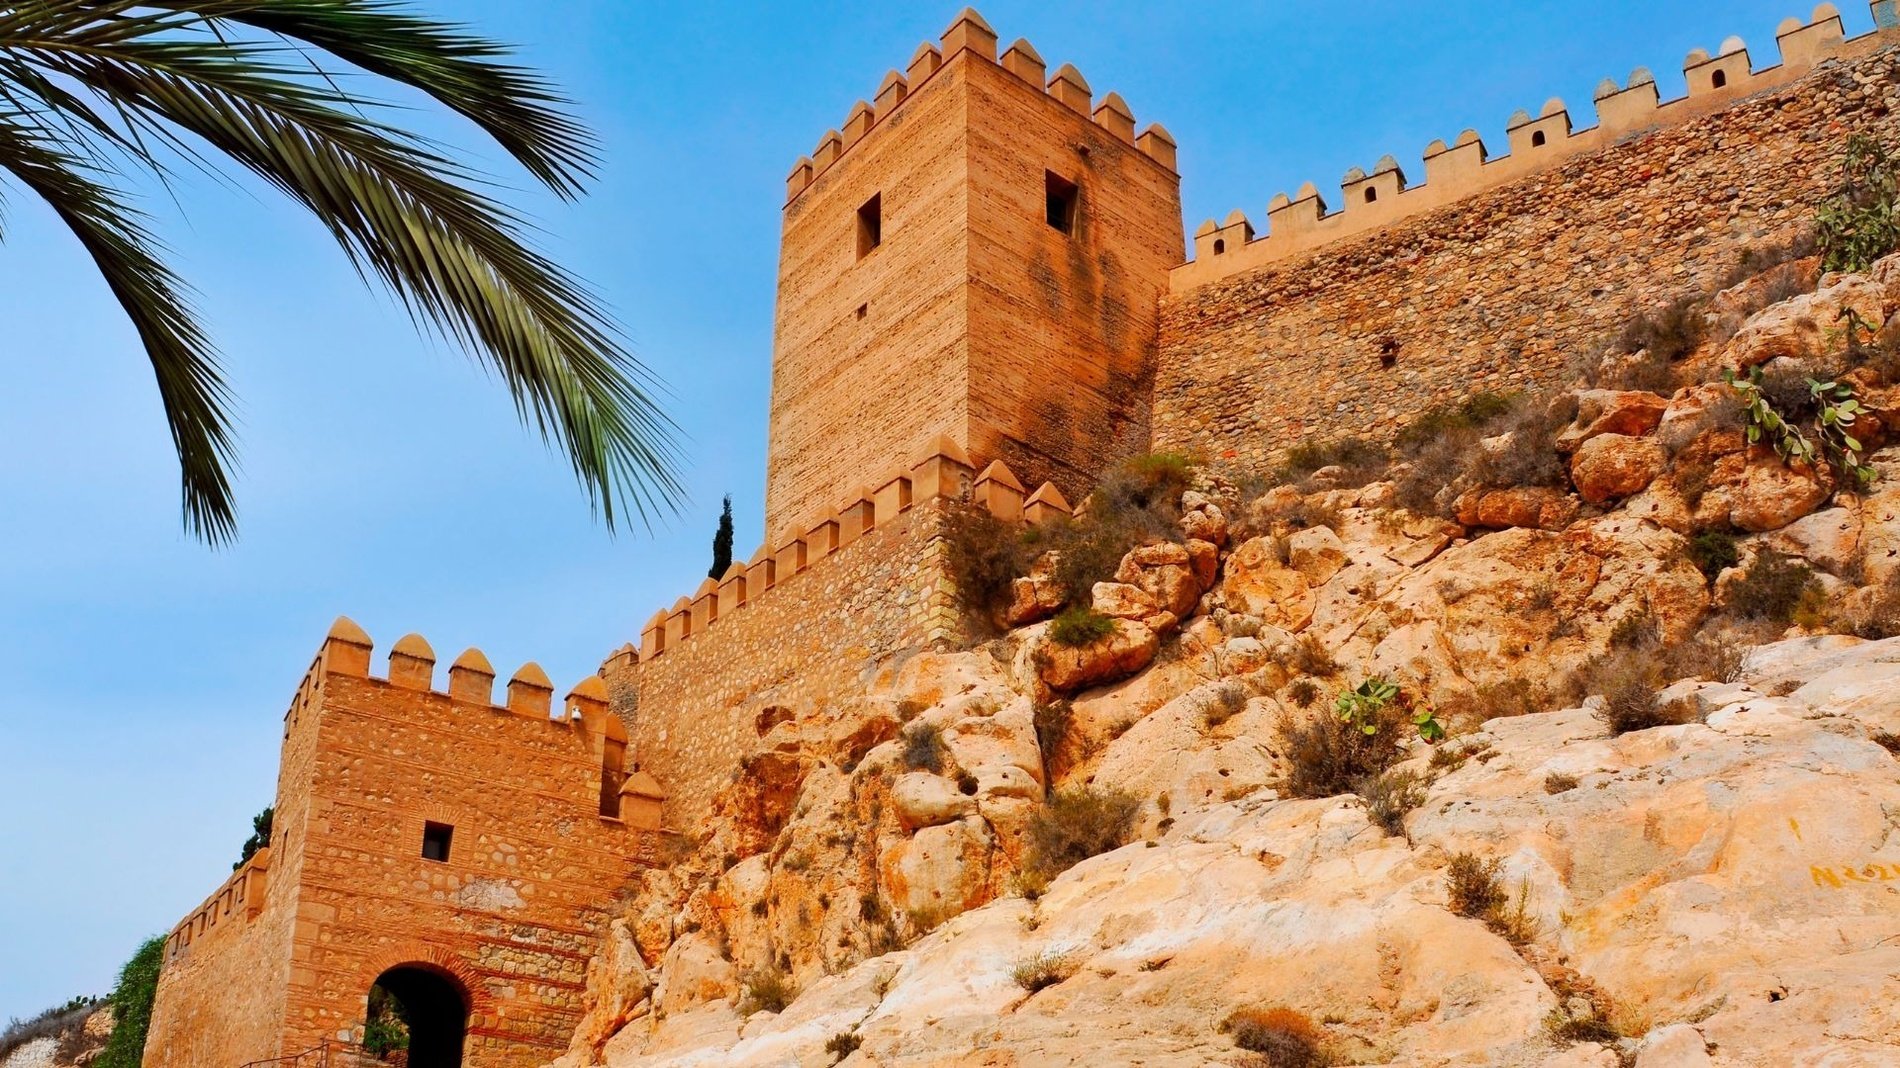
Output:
[765, 9, 1180, 536]
[1154, 33, 1900, 474]
[144, 630, 668, 1068]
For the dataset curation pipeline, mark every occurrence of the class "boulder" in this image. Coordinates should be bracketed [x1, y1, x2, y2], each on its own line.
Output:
[1036, 620, 1160, 693]
[1728, 449, 1832, 533]
[878, 816, 993, 918]
[890, 772, 975, 831]
[1115, 541, 1201, 617]
[1091, 581, 1158, 620]
[1570, 433, 1667, 504]
[1765, 506, 1863, 575]
[1218, 537, 1315, 631]
[1724, 272, 1886, 369]
[1004, 554, 1064, 627]
[1459, 486, 1579, 530]
[1286, 525, 1348, 585]
[1557, 389, 1670, 452]
[1178, 498, 1228, 547]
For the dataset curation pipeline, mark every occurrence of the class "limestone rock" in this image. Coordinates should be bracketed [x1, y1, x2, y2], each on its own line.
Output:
[1090, 581, 1157, 620]
[1557, 389, 1669, 452]
[890, 772, 974, 831]
[1724, 272, 1886, 369]
[1459, 486, 1579, 530]
[1286, 525, 1348, 585]
[1035, 619, 1159, 693]
[1728, 449, 1832, 532]
[1114, 541, 1201, 617]
[1570, 433, 1667, 504]
[1765, 505, 1862, 575]
[1219, 537, 1315, 631]
[1003, 553, 1064, 626]
[878, 816, 992, 918]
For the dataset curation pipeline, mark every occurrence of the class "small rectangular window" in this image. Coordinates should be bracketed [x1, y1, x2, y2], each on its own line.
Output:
[856, 194, 882, 258]
[421, 821, 453, 862]
[1045, 171, 1079, 234]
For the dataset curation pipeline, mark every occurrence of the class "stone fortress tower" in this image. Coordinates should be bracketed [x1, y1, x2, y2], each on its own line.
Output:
[763, 9, 1184, 538]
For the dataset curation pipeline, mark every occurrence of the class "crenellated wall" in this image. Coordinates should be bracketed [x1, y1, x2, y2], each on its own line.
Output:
[603, 440, 1072, 824]
[1155, 11, 1900, 474]
[1173, 3, 1875, 291]
[144, 625, 673, 1068]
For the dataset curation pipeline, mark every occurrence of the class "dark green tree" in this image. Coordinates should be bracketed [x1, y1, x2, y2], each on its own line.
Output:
[0, 1, 681, 543]
[235, 805, 273, 870]
[94, 936, 164, 1068]
[708, 495, 734, 579]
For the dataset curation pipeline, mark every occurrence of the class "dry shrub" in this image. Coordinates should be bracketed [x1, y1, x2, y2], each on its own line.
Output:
[0, 999, 102, 1063]
[1280, 705, 1404, 800]
[1464, 395, 1575, 490]
[1687, 530, 1740, 583]
[1220, 1007, 1332, 1068]
[1843, 572, 1900, 639]
[1284, 678, 1321, 708]
[740, 967, 797, 1015]
[1033, 701, 1072, 779]
[1277, 437, 1389, 488]
[1389, 392, 1569, 513]
[1568, 647, 1697, 735]
[902, 721, 947, 772]
[825, 1031, 863, 1059]
[1464, 676, 1549, 721]
[1728, 550, 1818, 624]
[1288, 633, 1338, 677]
[1357, 767, 1430, 838]
[1200, 682, 1250, 727]
[1595, 295, 1708, 390]
[941, 505, 1041, 623]
[1043, 453, 1196, 605]
[1022, 787, 1141, 885]
[1010, 950, 1078, 993]
[1720, 228, 1819, 290]
[1543, 772, 1580, 794]
[1445, 852, 1507, 918]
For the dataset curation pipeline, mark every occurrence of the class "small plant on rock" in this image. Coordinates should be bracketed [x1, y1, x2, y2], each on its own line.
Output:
[824, 1030, 863, 1061]
[1009, 950, 1078, 993]
[1336, 676, 1445, 743]
[739, 967, 797, 1015]
[1727, 366, 1875, 485]
[1048, 605, 1116, 647]
[1220, 1006, 1333, 1068]
[1543, 772, 1580, 794]
[1687, 530, 1740, 583]
[1032, 701, 1072, 779]
[902, 721, 947, 773]
[1817, 133, 1900, 273]
[1022, 787, 1141, 885]
[1358, 767, 1430, 839]
[1727, 550, 1819, 625]
[1445, 852, 1508, 919]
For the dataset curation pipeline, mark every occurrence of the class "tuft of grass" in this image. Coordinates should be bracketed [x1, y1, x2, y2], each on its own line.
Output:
[1285, 678, 1322, 708]
[902, 721, 947, 773]
[1049, 606, 1117, 647]
[1289, 634, 1339, 677]
[1543, 772, 1580, 794]
[1357, 768, 1430, 838]
[739, 967, 797, 1015]
[1033, 701, 1072, 779]
[1280, 704, 1405, 801]
[1574, 648, 1697, 736]
[825, 1030, 863, 1061]
[1010, 950, 1079, 993]
[1544, 1005, 1621, 1045]
[1022, 787, 1141, 886]
[1220, 1007, 1333, 1067]
[1201, 683, 1250, 727]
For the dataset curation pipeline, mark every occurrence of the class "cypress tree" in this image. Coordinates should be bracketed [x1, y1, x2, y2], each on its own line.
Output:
[709, 496, 735, 579]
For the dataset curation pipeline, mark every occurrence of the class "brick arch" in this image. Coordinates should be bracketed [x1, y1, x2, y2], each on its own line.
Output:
[360, 941, 493, 1026]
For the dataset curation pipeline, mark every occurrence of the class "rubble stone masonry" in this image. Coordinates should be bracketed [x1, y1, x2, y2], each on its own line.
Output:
[1155, 29, 1900, 473]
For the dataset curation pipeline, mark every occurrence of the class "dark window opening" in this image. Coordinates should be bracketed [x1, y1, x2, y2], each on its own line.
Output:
[1364, 187, 1378, 204]
[1712, 70, 1728, 89]
[421, 821, 453, 862]
[856, 303, 868, 320]
[1212, 238, 1226, 255]
[1379, 338, 1401, 369]
[1045, 171, 1079, 234]
[855, 194, 881, 258]
[1531, 130, 1547, 148]
[599, 740, 627, 819]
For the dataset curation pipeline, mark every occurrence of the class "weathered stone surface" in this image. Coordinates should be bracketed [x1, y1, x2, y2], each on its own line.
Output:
[1286, 524, 1348, 585]
[1035, 620, 1160, 693]
[1728, 449, 1832, 533]
[890, 772, 975, 831]
[1556, 389, 1669, 453]
[1114, 541, 1201, 618]
[1723, 273, 1887, 370]
[878, 816, 993, 918]
[1460, 486, 1579, 531]
[1218, 537, 1314, 631]
[1570, 433, 1667, 504]
[1765, 505, 1863, 575]
[1090, 581, 1158, 620]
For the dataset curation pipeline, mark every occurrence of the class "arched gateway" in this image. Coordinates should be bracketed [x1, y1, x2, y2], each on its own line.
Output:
[140, 622, 671, 1068]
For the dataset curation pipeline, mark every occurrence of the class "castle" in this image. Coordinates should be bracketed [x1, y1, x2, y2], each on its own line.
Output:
[143, 5, 1900, 1065]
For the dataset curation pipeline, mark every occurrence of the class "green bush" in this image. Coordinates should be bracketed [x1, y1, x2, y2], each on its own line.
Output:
[1817, 133, 1900, 273]
[235, 805, 273, 870]
[95, 936, 164, 1068]
[1044, 452, 1198, 604]
[941, 505, 1042, 622]
[1022, 787, 1141, 885]
[1687, 530, 1739, 582]
[1048, 606, 1116, 647]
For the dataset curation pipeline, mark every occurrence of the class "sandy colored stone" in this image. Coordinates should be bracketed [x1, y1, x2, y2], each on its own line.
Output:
[1728, 449, 1832, 532]
[1556, 389, 1669, 453]
[1219, 536, 1315, 631]
[1570, 433, 1667, 504]
[890, 772, 975, 831]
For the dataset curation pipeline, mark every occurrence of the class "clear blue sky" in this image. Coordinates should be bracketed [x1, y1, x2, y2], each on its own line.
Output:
[0, 0, 1852, 1022]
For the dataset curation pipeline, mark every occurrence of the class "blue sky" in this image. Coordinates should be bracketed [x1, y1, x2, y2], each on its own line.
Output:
[0, 0, 1853, 1022]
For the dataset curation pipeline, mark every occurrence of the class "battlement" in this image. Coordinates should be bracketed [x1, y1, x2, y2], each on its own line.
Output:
[162, 847, 270, 966]
[784, 8, 1175, 206]
[1172, 3, 1890, 292]
[606, 437, 1070, 672]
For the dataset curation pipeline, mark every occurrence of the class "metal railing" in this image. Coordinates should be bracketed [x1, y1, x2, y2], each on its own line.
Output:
[237, 1040, 397, 1068]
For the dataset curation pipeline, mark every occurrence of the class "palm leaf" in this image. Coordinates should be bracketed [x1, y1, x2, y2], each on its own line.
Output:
[0, 0, 680, 539]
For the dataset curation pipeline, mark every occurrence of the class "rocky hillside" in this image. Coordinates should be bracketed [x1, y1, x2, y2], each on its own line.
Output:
[0, 1007, 112, 1068]
[552, 253, 1900, 1067]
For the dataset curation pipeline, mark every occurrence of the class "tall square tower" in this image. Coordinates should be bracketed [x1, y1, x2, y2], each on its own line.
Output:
[764, 9, 1184, 537]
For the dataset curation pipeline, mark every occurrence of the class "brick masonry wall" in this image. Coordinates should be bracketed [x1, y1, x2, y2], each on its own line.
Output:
[605, 501, 961, 826]
[145, 640, 667, 1068]
[1154, 38, 1900, 474]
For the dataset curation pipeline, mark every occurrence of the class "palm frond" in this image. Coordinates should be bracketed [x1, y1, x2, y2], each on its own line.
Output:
[0, 1, 680, 538]
[0, 113, 236, 542]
